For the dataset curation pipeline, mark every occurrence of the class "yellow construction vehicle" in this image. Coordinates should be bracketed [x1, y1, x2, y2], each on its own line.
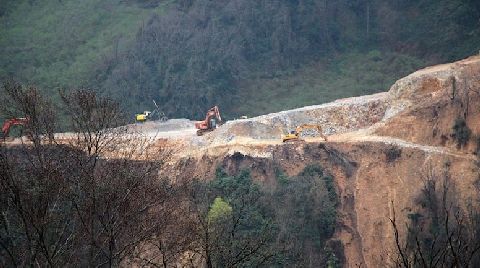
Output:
[135, 111, 151, 122]
[282, 124, 327, 142]
[135, 100, 168, 123]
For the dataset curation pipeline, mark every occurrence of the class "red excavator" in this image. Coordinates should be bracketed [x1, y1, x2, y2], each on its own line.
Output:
[195, 106, 223, 136]
[1, 118, 29, 139]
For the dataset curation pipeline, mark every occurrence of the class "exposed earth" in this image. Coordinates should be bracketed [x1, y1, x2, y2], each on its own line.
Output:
[8, 56, 480, 267]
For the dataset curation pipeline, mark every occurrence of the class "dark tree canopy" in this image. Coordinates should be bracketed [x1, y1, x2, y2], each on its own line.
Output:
[1, 0, 479, 119]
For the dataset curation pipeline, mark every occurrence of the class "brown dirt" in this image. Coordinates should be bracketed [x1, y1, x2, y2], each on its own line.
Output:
[155, 55, 480, 267]
[6, 56, 480, 267]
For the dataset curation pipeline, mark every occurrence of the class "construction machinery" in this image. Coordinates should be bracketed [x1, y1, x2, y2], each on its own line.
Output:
[195, 106, 223, 136]
[135, 100, 168, 123]
[282, 124, 327, 142]
[1, 118, 29, 139]
[135, 111, 152, 122]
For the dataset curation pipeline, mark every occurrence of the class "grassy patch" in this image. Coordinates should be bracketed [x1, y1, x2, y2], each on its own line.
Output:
[0, 0, 165, 89]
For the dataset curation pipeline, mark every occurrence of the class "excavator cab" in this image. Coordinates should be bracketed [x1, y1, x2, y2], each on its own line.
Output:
[210, 118, 217, 129]
[282, 131, 300, 142]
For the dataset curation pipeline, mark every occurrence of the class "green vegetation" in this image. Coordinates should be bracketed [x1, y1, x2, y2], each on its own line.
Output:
[235, 51, 424, 115]
[202, 164, 340, 266]
[0, 0, 166, 89]
[272, 164, 339, 265]
[207, 197, 232, 224]
[1, 0, 479, 120]
[200, 170, 277, 266]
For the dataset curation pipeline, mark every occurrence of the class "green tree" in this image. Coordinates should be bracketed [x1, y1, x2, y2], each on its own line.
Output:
[272, 164, 339, 266]
[189, 170, 277, 267]
[207, 197, 232, 224]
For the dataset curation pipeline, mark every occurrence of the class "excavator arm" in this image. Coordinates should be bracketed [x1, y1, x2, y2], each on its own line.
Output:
[195, 106, 223, 136]
[295, 124, 322, 134]
[1, 118, 29, 139]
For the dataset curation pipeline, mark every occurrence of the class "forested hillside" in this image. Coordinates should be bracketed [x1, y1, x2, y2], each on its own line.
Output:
[1, 0, 479, 120]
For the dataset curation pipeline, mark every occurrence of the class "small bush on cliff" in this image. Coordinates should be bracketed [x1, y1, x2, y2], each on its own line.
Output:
[385, 146, 402, 163]
[452, 117, 471, 148]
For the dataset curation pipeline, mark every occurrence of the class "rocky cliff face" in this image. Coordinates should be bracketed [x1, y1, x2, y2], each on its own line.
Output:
[376, 56, 480, 152]
[160, 56, 480, 267]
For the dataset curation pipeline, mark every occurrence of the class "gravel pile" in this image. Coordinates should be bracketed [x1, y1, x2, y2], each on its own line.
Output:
[129, 119, 194, 132]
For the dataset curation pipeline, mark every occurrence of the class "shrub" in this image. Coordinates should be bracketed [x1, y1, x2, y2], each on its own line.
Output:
[271, 164, 339, 266]
[208, 197, 232, 224]
[452, 117, 471, 148]
[385, 146, 402, 163]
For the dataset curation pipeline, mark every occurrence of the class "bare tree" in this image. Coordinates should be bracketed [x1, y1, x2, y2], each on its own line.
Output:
[1, 80, 56, 143]
[131, 180, 199, 267]
[1, 85, 177, 267]
[390, 164, 480, 267]
[59, 89, 175, 267]
[0, 82, 75, 267]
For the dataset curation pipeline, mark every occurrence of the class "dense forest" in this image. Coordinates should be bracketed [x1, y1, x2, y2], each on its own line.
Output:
[1, 0, 479, 120]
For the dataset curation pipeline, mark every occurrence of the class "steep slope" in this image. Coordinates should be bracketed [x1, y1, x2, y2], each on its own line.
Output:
[375, 56, 480, 151]
[5, 52, 478, 267]
[155, 55, 480, 267]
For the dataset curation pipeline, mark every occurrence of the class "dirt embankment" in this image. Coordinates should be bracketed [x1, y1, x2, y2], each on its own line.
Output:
[206, 92, 388, 144]
[15, 56, 476, 267]
[164, 142, 478, 267]
[375, 56, 480, 153]
[153, 56, 480, 267]
[2, 52, 478, 266]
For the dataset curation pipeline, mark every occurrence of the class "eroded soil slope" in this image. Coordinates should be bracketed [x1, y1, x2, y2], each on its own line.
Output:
[8, 56, 475, 267]
[153, 56, 480, 267]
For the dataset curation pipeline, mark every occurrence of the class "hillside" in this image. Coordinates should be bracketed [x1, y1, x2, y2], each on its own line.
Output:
[1, 0, 479, 120]
[37, 55, 480, 266]
[153, 55, 480, 266]
[0, 1, 166, 87]
[2, 1, 480, 266]
[2, 53, 480, 266]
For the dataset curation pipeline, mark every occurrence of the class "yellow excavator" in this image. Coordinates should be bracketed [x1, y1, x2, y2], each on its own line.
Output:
[282, 124, 328, 142]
